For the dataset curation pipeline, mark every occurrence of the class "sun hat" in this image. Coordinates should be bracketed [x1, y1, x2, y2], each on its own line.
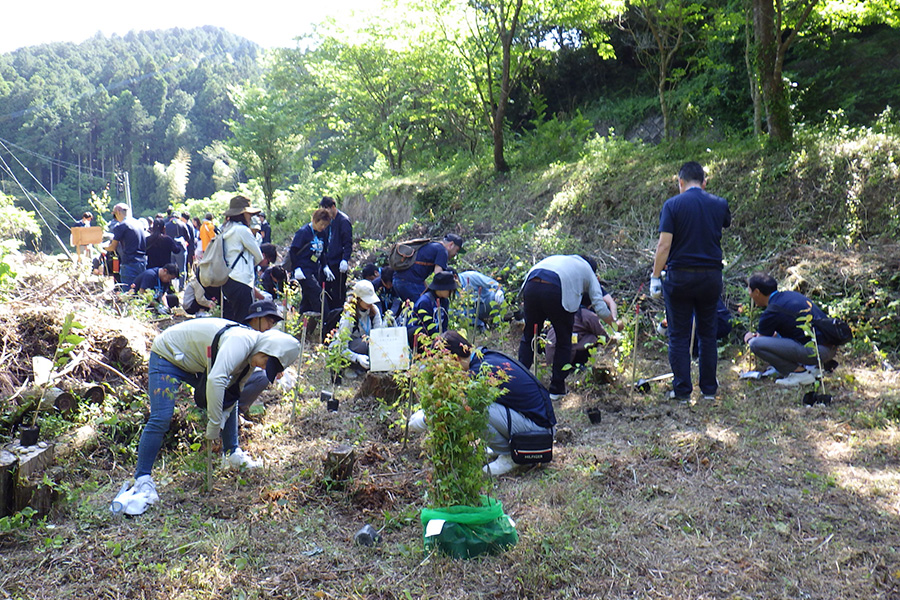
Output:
[428, 271, 458, 291]
[224, 195, 262, 217]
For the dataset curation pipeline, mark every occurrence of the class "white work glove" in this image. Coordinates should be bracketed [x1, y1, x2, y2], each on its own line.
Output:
[293, 267, 306, 281]
[649, 276, 662, 299]
[339, 260, 349, 273]
[324, 265, 335, 282]
[205, 420, 221, 441]
[493, 289, 505, 306]
[353, 353, 370, 369]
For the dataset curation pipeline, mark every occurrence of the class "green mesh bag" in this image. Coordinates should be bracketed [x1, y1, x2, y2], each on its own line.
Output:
[420, 496, 518, 559]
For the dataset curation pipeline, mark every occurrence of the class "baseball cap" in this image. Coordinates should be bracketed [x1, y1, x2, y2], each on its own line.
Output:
[443, 233, 466, 254]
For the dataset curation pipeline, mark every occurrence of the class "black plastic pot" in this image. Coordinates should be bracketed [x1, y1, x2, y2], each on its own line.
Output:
[586, 407, 602, 425]
[803, 392, 833, 406]
[320, 390, 333, 403]
[327, 397, 340, 412]
[19, 425, 39, 447]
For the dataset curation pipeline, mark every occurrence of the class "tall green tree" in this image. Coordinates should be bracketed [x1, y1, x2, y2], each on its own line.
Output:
[226, 85, 304, 214]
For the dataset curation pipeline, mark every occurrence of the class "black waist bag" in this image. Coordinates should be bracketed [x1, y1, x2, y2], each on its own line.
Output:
[505, 406, 553, 465]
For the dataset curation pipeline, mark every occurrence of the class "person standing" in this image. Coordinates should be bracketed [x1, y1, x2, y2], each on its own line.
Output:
[518, 254, 620, 400]
[165, 207, 190, 290]
[105, 203, 147, 292]
[181, 212, 197, 275]
[650, 161, 731, 401]
[289, 208, 333, 315]
[319, 197, 353, 308]
[145, 217, 182, 269]
[220, 196, 264, 323]
[198, 213, 217, 257]
[258, 212, 272, 244]
[392, 234, 465, 303]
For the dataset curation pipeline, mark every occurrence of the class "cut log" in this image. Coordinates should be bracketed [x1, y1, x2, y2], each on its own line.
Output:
[323, 444, 356, 487]
[0, 449, 16, 517]
[354, 372, 402, 402]
[3, 441, 57, 517]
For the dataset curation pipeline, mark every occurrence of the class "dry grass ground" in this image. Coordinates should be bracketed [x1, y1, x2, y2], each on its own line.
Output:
[1, 253, 900, 600]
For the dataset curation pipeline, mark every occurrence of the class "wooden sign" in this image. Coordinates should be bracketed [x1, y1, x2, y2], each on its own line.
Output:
[71, 226, 103, 246]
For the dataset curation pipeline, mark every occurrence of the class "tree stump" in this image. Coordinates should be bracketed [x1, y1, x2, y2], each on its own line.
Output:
[323, 444, 356, 488]
[0, 449, 16, 517]
[354, 372, 402, 402]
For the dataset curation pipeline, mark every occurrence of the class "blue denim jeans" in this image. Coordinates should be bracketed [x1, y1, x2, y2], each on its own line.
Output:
[135, 352, 239, 478]
[662, 269, 723, 397]
[119, 259, 147, 292]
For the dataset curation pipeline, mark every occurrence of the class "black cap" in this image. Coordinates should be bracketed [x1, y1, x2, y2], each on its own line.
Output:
[443, 233, 466, 254]
[265, 357, 285, 383]
[244, 300, 283, 323]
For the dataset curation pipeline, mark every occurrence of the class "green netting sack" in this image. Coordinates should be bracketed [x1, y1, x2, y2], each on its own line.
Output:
[420, 495, 518, 559]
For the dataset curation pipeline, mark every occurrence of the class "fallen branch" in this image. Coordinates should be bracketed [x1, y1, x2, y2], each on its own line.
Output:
[87, 356, 142, 390]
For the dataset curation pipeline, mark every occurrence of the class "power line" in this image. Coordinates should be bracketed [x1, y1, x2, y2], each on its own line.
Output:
[0, 136, 109, 178]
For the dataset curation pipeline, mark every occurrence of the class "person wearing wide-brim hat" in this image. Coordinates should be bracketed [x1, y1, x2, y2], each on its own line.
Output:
[407, 271, 458, 345]
[220, 195, 264, 323]
[329, 279, 384, 373]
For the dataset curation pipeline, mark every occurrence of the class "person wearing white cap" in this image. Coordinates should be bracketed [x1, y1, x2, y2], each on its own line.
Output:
[329, 279, 384, 372]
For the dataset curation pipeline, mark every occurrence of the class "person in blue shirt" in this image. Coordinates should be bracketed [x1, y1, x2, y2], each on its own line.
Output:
[289, 208, 332, 315]
[744, 272, 837, 386]
[258, 212, 272, 244]
[651, 161, 731, 401]
[392, 233, 464, 303]
[408, 330, 557, 476]
[319, 196, 353, 308]
[406, 271, 457, 347]
[132, 264, 180, 314]
[373, 266, 402, 318]
[106, 203, 147, 292]
[457, 270, 505, 328]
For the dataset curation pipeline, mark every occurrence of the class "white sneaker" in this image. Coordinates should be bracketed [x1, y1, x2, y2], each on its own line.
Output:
[408, 409, 427, 434]
[483, 453, 518, 476]
[224, 448, 262, 469]
[195, 310, 210, 318]
[111, 475, 159, 516]
[775, 371, 817, 386]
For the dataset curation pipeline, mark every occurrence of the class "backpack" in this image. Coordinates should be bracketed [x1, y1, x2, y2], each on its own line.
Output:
[198, 231, 244, 287]
[387, 238, 433, 272]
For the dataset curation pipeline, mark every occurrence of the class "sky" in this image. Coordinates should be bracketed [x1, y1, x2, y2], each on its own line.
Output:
[0, 0, 374, 54]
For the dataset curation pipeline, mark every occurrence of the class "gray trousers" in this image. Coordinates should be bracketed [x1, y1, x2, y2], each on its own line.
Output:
[485, 403, 553, 454]
[748, 336, 836, 376]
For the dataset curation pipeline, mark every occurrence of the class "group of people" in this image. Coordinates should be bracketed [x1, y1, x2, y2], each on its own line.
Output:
[104, 161, 844, 512]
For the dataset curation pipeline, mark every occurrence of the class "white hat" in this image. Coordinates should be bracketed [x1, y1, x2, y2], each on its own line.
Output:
[352, 280, 380, 305]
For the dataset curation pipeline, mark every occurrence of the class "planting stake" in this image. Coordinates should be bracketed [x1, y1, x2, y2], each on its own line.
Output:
[532, 324, 539, 377]
[630, 283, 644, 398]
[206, 439, 212, 493]
[294, 315, 309, 423]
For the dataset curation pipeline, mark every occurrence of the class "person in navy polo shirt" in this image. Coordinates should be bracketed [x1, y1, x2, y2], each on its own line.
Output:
[392, 233, 465, 303]
[408, 331, 557, 476]
[743, 273, 837, 386]
[106, 203, 147, 292]
[319, 196, 353, 308]
[651, 161, 731, 401]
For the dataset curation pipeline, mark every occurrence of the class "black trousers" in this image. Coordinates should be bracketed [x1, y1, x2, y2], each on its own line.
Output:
[518, 280, 574, 394]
